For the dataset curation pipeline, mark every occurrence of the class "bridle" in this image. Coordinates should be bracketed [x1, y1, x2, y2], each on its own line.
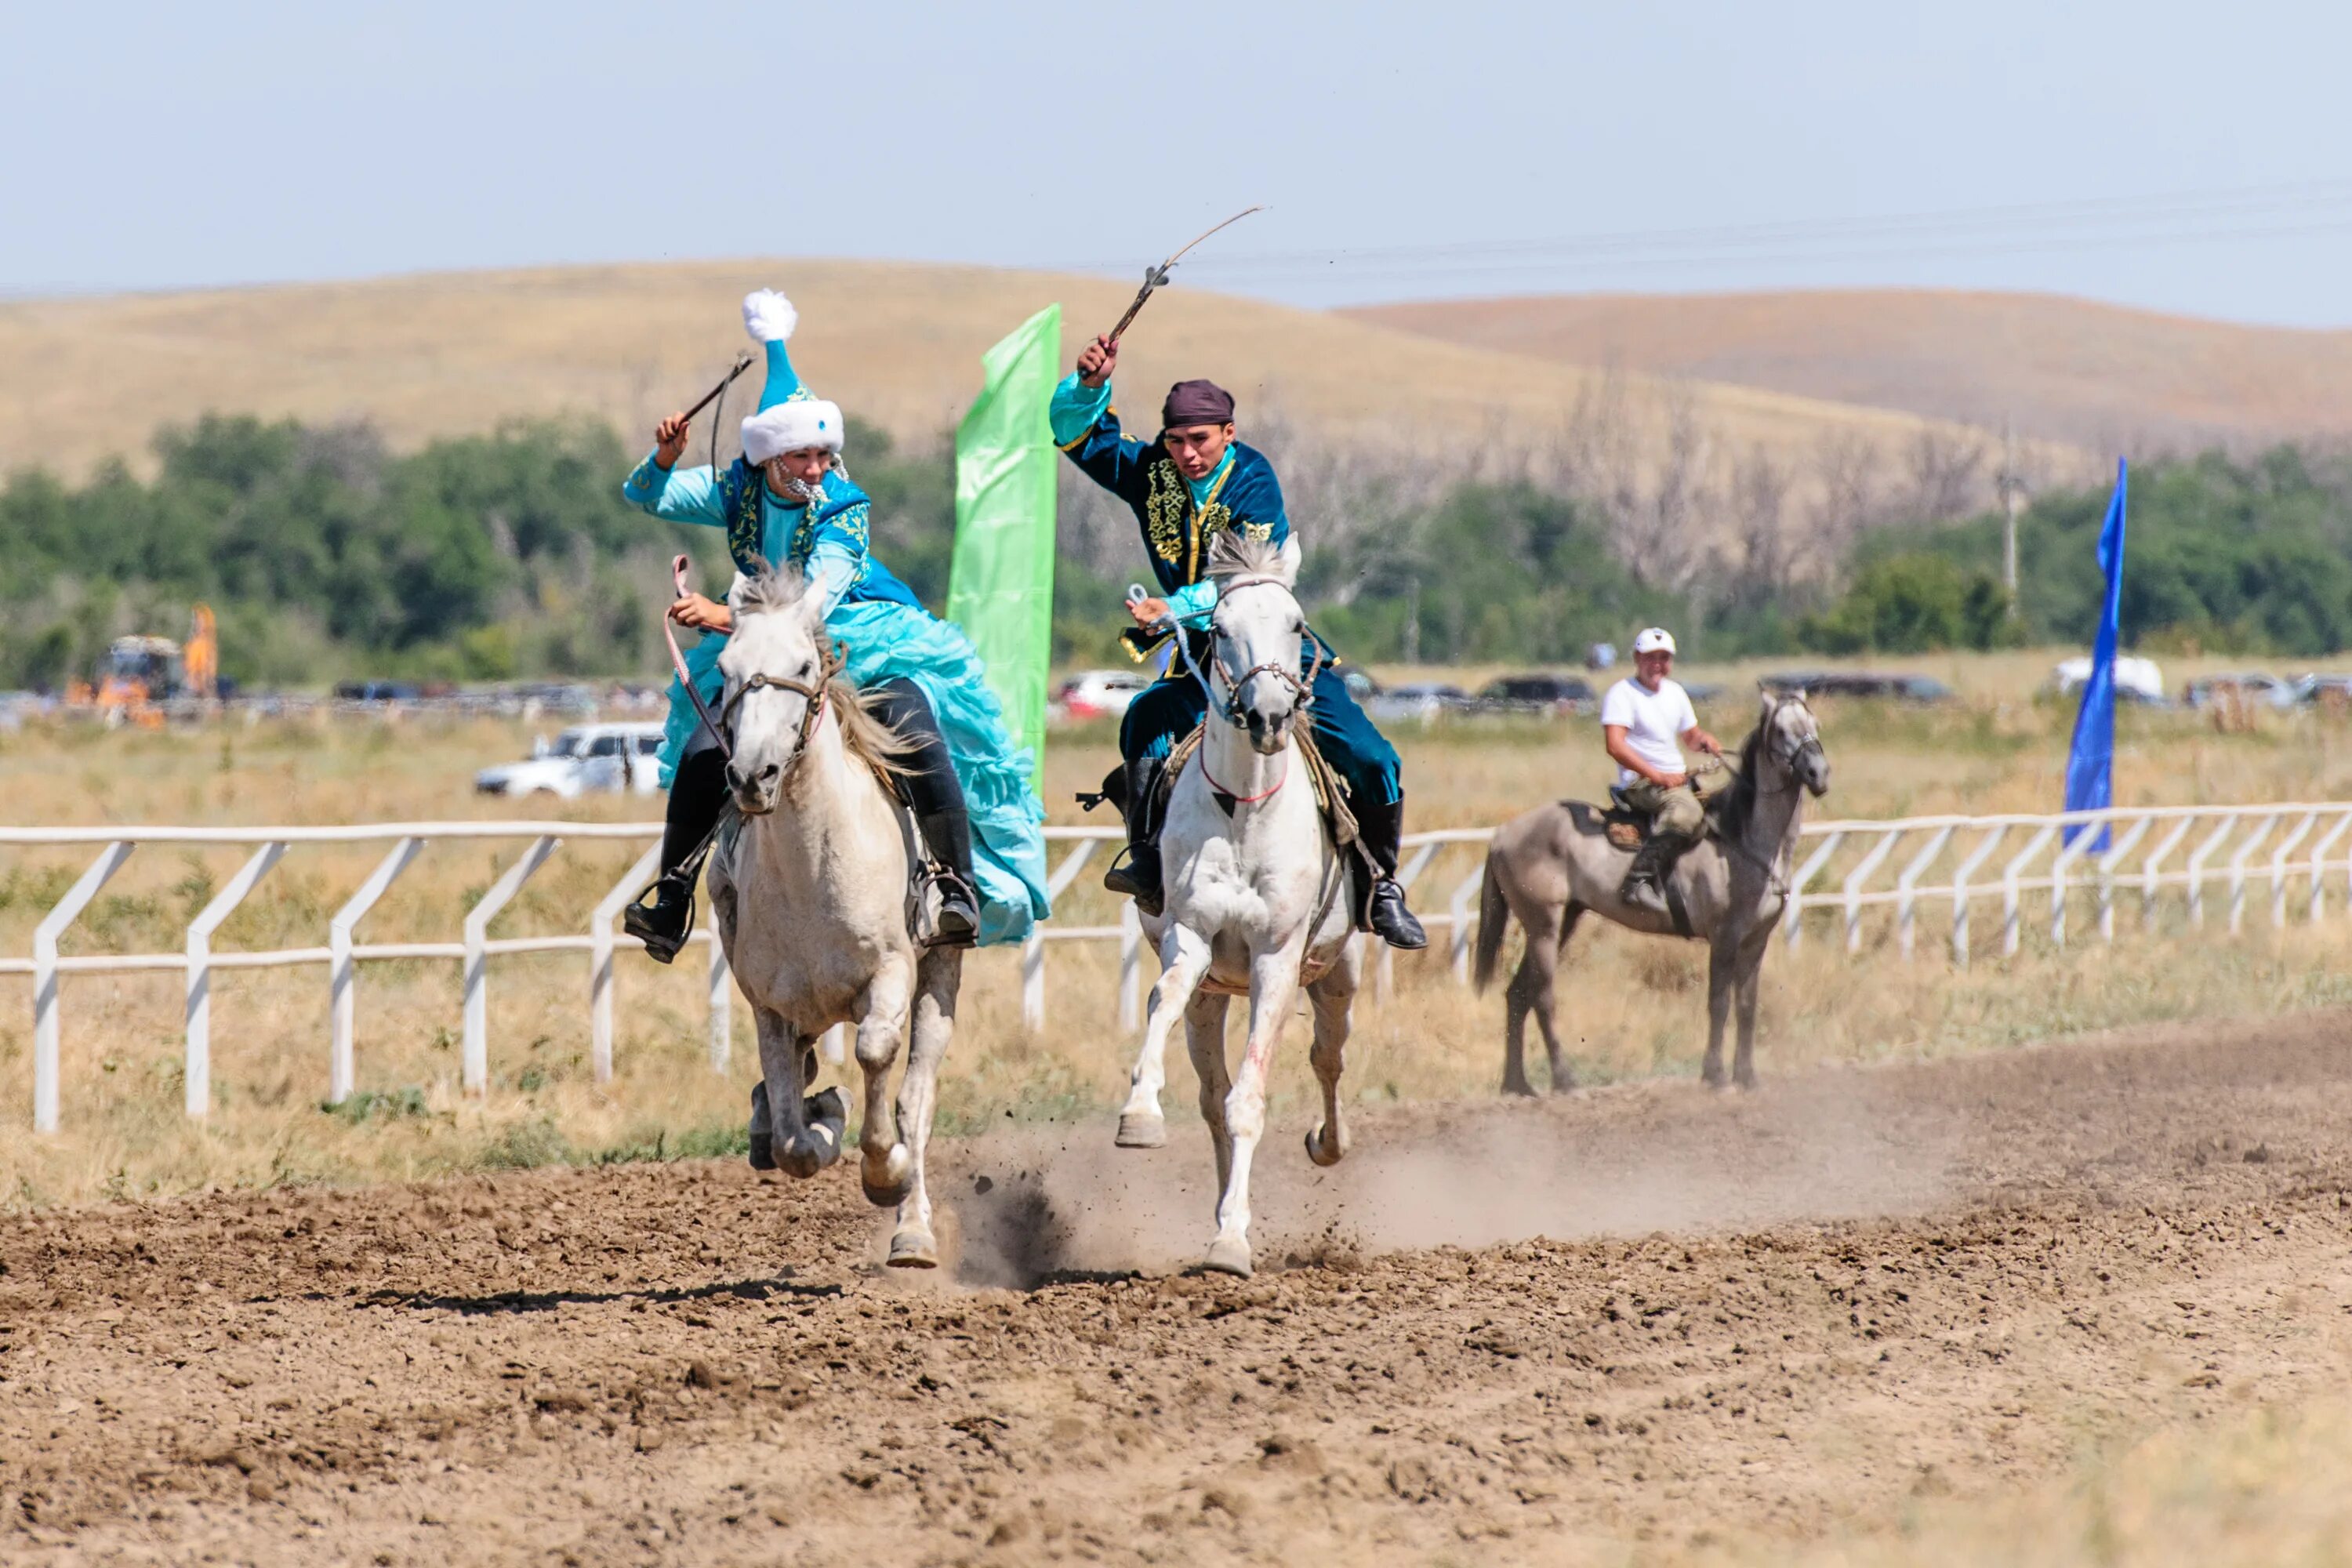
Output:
[662, 554, 844, 783]
[1177, 575, 1328, 803]
[720, 637, 847, 785]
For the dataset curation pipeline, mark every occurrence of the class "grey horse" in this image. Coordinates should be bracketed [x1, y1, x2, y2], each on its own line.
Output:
[1472, 692, 1829, 1092]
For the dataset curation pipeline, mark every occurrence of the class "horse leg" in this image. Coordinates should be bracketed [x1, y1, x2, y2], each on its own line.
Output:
[853, 962, 918, 1209]
[1118, 924, 1211, 1149]
[1701, 935, 1737, 1089]
[1501, 903, 1561, 1098]
[1185, 991, 1234, 1194]
[1303, 967, 1356, 1167]
[1535, 905, 1584, 1094]
[1207, 946, 1305, 1279]
[1732, 929, 1770, 1090]
[753, 1007, 841, 1179]
[885, 949, 960, 1267]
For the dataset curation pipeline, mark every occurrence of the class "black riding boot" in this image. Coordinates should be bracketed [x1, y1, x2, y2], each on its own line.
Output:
[915, 803, 981, 949]
[866, 677, 982, 949]
[1102, 757, 1165, 916]
[624, 743, 728, 964]
[1352, 793, 1428, 949]
[1620, 831, 1693, 919]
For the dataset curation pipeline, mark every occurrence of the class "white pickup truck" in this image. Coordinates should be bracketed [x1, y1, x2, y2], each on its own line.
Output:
[474, 722, 667, 797]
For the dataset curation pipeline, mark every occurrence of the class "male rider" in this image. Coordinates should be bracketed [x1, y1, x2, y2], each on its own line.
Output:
[1601, 627, 1722, 916]
[1050, 333, 1425, 949]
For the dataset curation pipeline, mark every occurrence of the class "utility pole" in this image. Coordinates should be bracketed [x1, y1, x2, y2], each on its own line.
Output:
[1996, 416, 2025, 617]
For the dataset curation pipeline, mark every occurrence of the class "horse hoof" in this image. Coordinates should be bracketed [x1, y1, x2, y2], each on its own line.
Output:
[1734, 1072, 1760, 1092]
[747, 1083, 777, 1171]
[1501, 1078, 1537, 1100]
[861, 1145, 914, 1210]
[1202, 1236, 1254, 1279]
[807, 1087, 848, 1136]
[887, 1228, 939, 1269]
[1116, 1112, 1167, 1149]
[1304, 1124, 1345, 1167]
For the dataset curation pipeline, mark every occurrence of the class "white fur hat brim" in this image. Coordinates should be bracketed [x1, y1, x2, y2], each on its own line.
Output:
[742, 400, 844, 463]
[742, 289, 797, 344]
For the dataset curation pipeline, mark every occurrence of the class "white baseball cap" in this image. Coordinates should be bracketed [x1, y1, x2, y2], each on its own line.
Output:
[1632, 627, 1677, 655]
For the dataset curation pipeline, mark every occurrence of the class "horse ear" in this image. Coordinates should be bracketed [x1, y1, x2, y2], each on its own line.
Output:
[725, 569, 755, 615]
[1274, 535, 1302, 590]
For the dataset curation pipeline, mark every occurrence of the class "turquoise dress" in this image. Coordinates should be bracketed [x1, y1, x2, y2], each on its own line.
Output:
[622, 340, 1051, 946]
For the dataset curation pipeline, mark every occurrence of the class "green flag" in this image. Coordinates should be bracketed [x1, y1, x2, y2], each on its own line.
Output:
[949, 304, 1061, 786]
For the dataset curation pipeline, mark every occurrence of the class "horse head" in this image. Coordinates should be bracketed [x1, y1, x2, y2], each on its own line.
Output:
[718, 564, 838, 815]
[1206, 531, 1313, 757]
[1756, 688, 1830, 797]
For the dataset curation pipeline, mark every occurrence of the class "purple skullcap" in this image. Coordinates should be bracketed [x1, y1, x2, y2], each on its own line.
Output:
[1161, 379, 1236, 429]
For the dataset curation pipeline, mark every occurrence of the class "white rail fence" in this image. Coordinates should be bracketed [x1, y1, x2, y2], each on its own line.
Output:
[4, 802, 2345, 1131]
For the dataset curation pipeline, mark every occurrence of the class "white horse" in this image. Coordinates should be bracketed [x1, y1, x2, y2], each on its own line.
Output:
[704, 568, 959, 1268]
[1115, 532, 1363, 1279]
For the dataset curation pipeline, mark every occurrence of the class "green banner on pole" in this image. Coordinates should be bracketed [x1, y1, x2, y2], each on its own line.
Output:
[948, 304, 1061, 787]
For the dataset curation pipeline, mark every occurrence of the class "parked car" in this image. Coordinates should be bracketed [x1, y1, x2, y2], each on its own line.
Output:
[1473, 673, 1596, 716]
[1054, 669, 1152, 721]
[2293, 673, 2352, 707]
[1370, 681, 1474, 723]
[2051, 656, 2167, 706]
[1759, 671, 1956, 704]
[2182, 672, 2297, 710]
[475, 722, 666, 797]
[334, 680, 423, 704]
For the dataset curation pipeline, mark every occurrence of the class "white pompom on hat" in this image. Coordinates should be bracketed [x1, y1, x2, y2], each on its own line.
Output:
[742, 400, 844, 463]
[742, 288, 797, 343]
[1632, 626, 1678, 655]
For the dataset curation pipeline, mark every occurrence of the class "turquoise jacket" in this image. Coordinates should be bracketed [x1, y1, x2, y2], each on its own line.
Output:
[621, 336, 1050, 945]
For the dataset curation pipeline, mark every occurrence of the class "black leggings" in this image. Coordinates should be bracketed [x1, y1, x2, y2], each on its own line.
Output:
[661, 677, 970, 877]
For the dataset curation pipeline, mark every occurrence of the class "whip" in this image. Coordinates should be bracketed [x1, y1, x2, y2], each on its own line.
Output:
[1101, 205, 1265, 344]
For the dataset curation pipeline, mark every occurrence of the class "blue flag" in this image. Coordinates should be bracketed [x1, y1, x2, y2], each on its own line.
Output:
[2063, 459, 2128, 850]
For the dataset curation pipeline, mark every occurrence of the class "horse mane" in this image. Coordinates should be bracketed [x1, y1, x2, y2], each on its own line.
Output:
[1207, 529, 1287, 583]
[1707, 711, 1771, 844]
[731, 563, 913, 779]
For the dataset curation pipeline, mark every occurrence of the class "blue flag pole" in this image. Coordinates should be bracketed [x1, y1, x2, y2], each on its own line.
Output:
[2063, 459, 2128, 851]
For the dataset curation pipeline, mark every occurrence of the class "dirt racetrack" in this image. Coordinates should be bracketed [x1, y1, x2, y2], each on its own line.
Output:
[5, 1011, 2351, 1566]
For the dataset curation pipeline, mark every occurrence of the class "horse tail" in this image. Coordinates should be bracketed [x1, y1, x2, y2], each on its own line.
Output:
[1472, 851, 1512, 993]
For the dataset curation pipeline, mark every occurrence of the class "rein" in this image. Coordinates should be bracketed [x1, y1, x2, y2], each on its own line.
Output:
[1167, 572, 1331, 806]
[663, 553, 847, 780]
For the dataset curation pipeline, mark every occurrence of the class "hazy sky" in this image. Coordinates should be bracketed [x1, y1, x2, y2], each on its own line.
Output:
[8, 1, 2351, 325]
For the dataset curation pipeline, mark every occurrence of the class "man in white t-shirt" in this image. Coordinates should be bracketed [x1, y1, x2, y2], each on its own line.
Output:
[1600, 627, 1721, 916]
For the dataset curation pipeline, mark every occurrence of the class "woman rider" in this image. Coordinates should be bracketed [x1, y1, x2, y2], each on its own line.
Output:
[620, 289, 1051, 960]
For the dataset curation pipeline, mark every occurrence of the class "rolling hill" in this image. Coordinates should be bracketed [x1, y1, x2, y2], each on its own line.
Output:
[1345, 289, 2352, 459]
[0, 263, 2073, 488]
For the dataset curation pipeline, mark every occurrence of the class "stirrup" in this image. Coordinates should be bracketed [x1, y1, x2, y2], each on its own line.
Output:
[916, 865, 980, 949]
[1103, 843, 1163, 916]
[623, 875, 695, 964]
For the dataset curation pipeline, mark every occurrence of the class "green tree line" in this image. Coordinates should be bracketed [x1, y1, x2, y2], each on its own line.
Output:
[2, 417, 2343, 691]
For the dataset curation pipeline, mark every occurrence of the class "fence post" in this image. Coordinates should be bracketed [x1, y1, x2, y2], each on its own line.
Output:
[2267, 813, 2318, 928]
[2048, 824, 2096, 949]
[183, 840, 288, 1120]
[462, 835, 559, 1096]
[588, 840, 663, 1084]
[1448, 865, 1483, 985]
[2183, 817, 2238, 928]
[1842, 831, 1904, 955]
[2225, 815, 2278, 935]
[2140, 817, 2195, 927]
[2000, 825, 2059, 957]
[1949, 826, 2006, 969]
[1118, 901, 1143, 1029]
[708, 935, 736, 1071]
[329, 836, 423, 1105]
[1023, 837, 1104, 1034]
[31, 840, 135, 1134]
[1784, 833, 1842, 949]
[2307, 811, 2352, 922]
[1894, 827, 1952, 960]
[2093, 817, 2153, 945]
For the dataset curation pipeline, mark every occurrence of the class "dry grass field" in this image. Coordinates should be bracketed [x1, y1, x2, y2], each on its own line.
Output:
[1348, 287, 2352, 456]
[5, 656, 2352, 1565]
[0, 262, 2055, 484]
[5, 648, 2351, 1210]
